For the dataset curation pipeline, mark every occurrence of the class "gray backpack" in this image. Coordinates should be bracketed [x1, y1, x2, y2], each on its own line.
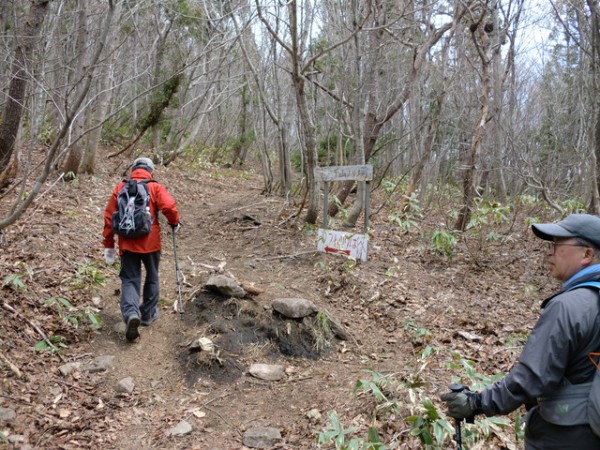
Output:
[578, 281, 600, 437]
[588, 354, 600, 437]
[111, 179, 156, 238]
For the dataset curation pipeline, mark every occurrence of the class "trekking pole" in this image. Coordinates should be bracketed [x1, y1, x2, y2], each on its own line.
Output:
[172, 227, 184, 318]
[449, 383, 468, 450]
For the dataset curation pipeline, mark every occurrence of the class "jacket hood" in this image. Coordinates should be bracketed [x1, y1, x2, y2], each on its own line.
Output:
[130, 168, 154, 180]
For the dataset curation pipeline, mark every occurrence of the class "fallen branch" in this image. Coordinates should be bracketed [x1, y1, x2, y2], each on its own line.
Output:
[187, 285, 204, 302]
[240, 282, 264, 296]
[200, 390, 232, 408]
[255, 250, 318, 261]
[198, 262, 223, 272]
[0, 351, 24, 379]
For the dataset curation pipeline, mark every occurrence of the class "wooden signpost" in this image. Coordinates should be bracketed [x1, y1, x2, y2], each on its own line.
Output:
[314, 165, 373, 262]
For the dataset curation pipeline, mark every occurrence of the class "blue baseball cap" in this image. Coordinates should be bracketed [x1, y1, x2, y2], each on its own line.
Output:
[532, 214, 600, 249]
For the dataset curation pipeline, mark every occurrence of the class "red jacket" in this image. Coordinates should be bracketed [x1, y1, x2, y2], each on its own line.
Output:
[103, 168, 179, 254]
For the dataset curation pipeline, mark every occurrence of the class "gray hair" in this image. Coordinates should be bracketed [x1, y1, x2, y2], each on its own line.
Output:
[575, 237, 600, 261]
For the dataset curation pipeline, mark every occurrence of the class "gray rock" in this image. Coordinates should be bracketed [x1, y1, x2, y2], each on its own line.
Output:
[248, 363, 285, 381]
[322, 311, 352, 341]
[165, 420, 192, 436]
[0, 407, 16, 423]
[205, 275, 246, 298]
[272, 298, 317, 318]
[83, 355, 115, 373]
[115, 377, 135, 394]
[242, 427, 282, 449]
[57, 362, 82, 376]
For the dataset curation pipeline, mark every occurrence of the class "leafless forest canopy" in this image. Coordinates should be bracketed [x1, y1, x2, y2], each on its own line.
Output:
[1, 0, 599, 227]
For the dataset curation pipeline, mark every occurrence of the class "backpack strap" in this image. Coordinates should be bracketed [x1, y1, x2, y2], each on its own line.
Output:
[138, 179, 158, 221]
[570, 280, 600, 369]
[568, 281, 600, 291]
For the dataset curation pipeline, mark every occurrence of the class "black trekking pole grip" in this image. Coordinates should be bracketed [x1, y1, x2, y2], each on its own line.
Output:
[172, 227, 184, 315]
[449, 383, 467, 450]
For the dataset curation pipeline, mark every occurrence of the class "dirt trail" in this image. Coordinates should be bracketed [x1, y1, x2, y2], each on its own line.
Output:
[0, 156, 554, 449]
[89, 163, 374, 449]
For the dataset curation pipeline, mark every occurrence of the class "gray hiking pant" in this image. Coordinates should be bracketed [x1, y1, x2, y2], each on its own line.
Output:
[119, 250, 161, 323]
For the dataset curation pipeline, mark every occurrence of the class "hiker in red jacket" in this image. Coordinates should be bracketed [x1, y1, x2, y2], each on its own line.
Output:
[103, 157, 180, 341]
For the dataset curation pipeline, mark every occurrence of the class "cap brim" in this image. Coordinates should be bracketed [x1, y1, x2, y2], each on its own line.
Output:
[531, 223, 576, 241]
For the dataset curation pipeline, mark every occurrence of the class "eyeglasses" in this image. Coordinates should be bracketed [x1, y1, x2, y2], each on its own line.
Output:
[545, 241, 589, 254]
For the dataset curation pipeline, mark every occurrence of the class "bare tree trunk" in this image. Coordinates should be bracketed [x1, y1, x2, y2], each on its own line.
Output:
[400, 85, 446, 214]
[587, 0, 600, 213]
[80, 3, 118, 175]
[0, 0, 50, 189]
[278, 124, 292, 197]
[295, 78, 320, 223]
[272, 25, 292, 197]
[288, 1, 319, 223]
[343, 0, 372, 228]
[80, 62, 110, 174]
[62, 0, 89, 179]
[258, 106, 274, 193]
[455, 24, 494, 231]
[150, 16, 172, 152]
[231, 7, 289, 195]
[232, 80, 250, 167]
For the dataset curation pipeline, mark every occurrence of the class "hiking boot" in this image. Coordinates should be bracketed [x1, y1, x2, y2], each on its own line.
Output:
[141, 310, 159, 327]
[125, 315, 140, 341]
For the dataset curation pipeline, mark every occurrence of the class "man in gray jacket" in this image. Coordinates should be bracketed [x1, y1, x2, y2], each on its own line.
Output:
[441, 214, 600, 449]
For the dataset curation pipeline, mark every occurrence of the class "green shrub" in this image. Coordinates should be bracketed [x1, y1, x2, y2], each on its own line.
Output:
[44, 297, 102, 330]
[431, 230, 458, 258]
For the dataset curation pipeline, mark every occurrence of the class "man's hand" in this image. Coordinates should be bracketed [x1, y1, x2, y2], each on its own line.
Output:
[171, 222, 182, 233]
[104, 248, 116, 264]
[440, 389, 481, 420]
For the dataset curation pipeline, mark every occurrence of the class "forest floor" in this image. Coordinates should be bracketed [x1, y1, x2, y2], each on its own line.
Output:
[0, 150, 558, 449]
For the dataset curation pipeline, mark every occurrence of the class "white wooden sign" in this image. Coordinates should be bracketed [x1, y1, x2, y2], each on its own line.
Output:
[317, 228, 369, 262]
[314, 165, 373, 182]
[315, 164, 372, 261]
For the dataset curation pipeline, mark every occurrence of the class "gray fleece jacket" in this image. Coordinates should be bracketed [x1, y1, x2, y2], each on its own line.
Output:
[480, 267, 600, 417]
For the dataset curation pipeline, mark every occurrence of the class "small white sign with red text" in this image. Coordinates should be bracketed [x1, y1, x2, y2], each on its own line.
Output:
[317, 228, 368, 262]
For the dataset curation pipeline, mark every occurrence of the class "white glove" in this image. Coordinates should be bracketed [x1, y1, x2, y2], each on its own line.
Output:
[171, 223, 182, 233]
[104, 248, 116, 264]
